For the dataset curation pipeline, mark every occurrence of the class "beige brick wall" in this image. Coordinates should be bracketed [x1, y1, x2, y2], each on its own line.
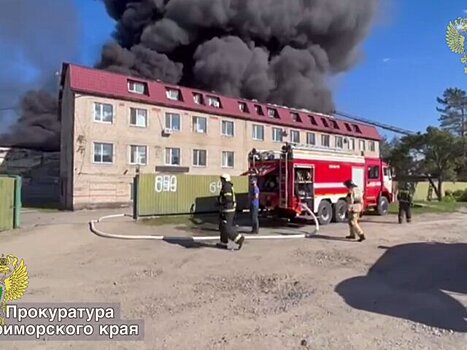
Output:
[64, 92, 380, 208]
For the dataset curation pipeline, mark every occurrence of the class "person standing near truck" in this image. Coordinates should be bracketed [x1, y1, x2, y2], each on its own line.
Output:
[344, 180, 366, 242]
[397, 182, 413, 224]
[249, 177, 260, 234]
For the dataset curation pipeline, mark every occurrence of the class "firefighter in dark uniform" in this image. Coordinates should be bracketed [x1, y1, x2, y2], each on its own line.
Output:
[397, 183, 413, 224]
[217, 174, 245, 250]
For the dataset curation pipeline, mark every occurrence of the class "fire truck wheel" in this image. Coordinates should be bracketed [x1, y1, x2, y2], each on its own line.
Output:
[317, 201, 333, 225]
[332, 199, 348, 223]
[377, 196, 389, 216]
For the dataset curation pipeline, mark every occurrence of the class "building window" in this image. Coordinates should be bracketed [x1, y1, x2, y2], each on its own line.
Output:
[252, 124, 264, 141]
[193, 116, 207, 134]
[353, 124, 362, 133]
[359, 140, 366, 151]
[348, 138, 356, 150]
[165, 147, 181, 166]
[306, 132, 316, 145]
[268, 108, 278, 118]
[207, 96, 221, 108]
[321, 134, 330, 147]
[193, 149, 207, 167]
[238, 102, 249, 113]
[255, 105, 264, 115]
[165, 113, 181, 131]
[369, 141, 376, 152]
[129, 145, 147, 165]
[129, 108, 148, 127]
[272, 128, 283, 143]
[309, 115, 317, 125]
[368, 166, 380, 179]
[222, 151, 234, 168]
[330, 120, 339, 130]
[166, 88, 182, 101]
[221, 120, 234, 137]
[321, 118, 330, 128]
[128, 80, 147, 94]
[291, 112, 302, 122]
[193, 93, 204, 105]
[290, 130, 300, 144]
[344, 123, 352, 132]
[93, 143, 113, 164]
[335, 136, 343, 149]
[93, 103, 113, 123]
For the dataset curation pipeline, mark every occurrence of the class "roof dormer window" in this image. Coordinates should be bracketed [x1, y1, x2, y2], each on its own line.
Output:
[268, 108, 279, 119]
[330, 119, 339, 129]
[238, 102, 249, 113]
[321, 117, 329, 128]
[291, 112, 302, 122]
[207, 96, 221, 108]
[353, 124, 362, 133]
[309, 115, 317, 125]
[193, 93, 204, 105]
[255, 105, 264, 116]
[128, 80, 147, 95]
[166, 88, 182, 101]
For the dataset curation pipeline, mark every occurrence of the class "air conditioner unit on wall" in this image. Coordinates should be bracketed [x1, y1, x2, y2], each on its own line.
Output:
[163, 128, 173, 135]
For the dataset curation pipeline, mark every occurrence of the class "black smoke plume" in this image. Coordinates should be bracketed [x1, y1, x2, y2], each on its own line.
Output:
[0, 0, 79, 151]
[2, 0, 378, 151]
[99, 0, 378, 111]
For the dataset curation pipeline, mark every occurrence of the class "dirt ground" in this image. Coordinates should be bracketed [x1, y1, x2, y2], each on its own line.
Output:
[1, 208, 466, 350]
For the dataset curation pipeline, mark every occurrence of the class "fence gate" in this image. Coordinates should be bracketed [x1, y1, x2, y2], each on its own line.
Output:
[133, 174, 249, 219]
[0, 176, 22, 231]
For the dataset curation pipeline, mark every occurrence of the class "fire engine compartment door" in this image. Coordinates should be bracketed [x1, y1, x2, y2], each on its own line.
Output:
[352, 167, 365, 192]
[294, 165, 314, 211]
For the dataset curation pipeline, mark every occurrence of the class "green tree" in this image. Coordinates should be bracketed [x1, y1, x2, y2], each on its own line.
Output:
[388, 128, 462, 201]
[436, 88, 467, 137]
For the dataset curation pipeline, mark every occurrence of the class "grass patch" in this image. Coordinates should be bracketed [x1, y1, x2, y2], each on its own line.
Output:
[388, 201, 465, 215]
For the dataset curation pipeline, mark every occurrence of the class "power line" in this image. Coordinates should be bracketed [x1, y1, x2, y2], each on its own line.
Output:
[334, 110, 416, 136]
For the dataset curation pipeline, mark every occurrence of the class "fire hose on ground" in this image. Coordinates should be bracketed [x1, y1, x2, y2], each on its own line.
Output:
[89, 206, 319, 242]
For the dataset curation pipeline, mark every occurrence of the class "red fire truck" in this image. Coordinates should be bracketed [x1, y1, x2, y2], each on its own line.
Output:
[245, 142, 394, 225]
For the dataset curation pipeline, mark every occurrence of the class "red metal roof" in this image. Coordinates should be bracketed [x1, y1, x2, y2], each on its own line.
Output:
[63, 63, 381, 141]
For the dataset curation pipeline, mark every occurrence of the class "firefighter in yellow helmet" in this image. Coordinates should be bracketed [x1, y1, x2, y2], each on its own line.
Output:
[217, 174, 245, 250]
[344, 180, 366, 242]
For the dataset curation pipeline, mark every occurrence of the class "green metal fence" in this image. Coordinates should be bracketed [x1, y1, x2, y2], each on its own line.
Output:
[133, 174, 249, 218]
[0, 175, 22, 231]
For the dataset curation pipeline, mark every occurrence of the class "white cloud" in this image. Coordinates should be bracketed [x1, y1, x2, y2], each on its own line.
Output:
[382, 58, 391, 63]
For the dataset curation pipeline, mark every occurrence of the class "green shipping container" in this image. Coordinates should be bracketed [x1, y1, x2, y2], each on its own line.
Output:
[134, 174, 249, 218]
[0, 175, 21, 231]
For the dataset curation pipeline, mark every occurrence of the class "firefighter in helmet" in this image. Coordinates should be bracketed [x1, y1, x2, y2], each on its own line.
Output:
[344, 180, 366, 242]
[397, 182, 413, 224]
[217, 174, 245, 250]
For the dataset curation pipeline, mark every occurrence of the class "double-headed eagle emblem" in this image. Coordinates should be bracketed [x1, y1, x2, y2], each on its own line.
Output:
[0, 255, 29, 325]
[446, 17, 467, 73]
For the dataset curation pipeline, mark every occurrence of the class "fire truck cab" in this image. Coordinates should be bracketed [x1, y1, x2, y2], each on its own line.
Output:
[245, 142, 393, 225]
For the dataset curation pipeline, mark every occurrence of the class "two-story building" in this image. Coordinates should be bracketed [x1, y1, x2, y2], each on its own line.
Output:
[58, 63, 381, 209]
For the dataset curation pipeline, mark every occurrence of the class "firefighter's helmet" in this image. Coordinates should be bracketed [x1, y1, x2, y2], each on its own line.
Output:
[220, 174, 231, 182]
[344, 180, 357, 188]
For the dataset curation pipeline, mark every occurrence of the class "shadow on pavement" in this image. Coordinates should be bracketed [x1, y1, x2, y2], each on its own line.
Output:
[335, 243, 467, 332]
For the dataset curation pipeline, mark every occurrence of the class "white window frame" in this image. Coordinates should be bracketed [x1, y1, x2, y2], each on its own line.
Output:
[290, 130, 300, 144]
[165, 147, 181, 166]
[348, 138, 356, 150]
[272, 127, 283, 143]
[369, 141, 376, 152]
[321, 134, 330, 147]
[221, 120, 235, 137]
[221, 151, 234, 168]
[359, 140, 366, 151]
[128, 81, 146, 94]
[192, 149, 207, 167]
[129, 107, 148, 128]
[93, 102, 113, 124]
[207, 96, 221, 108]
[252, 124, 264, 141]
[165, 112, 181, 132]
[129, 145, 148, 165]
[93, 142, 114, 164]
[193, 116, 207, 134]
[166, 88, 181, 101]
[306, 132, 316, 145]
[335, 136, 343, 149]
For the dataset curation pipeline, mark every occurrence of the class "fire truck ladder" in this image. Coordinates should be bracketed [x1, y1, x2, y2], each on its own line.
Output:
[334, 110, 416, 136]
[279, 150, 289, 207]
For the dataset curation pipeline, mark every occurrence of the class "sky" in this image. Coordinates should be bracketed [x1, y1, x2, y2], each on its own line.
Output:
[1, 0, 466, 138]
